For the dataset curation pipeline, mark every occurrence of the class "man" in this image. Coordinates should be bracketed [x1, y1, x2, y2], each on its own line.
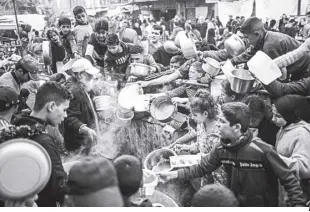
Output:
[303, 11, 310, 40]
[147, 25, 163, 55]
[170, 20, 184, 41]
[158, 102, 307, 207]
[12, 82, 72, 206]
[64, 58, 99, 153]
[0, 55, 41, 94]
[0, 86, 18, 129]
[226, 15, 234, 32]
[196, 16, 208, 39]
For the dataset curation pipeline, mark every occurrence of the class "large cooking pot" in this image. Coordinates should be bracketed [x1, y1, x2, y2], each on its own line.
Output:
[224, 34, 246, 57]
[202, 57, 221, 77]
[176, 31, 197, 59]
[144, 148, 177, 173]
[130, 63, 151, 78]
[0, 139, 51, 200]
[150, 96, 177, 123]
[230, 69, 255, 94]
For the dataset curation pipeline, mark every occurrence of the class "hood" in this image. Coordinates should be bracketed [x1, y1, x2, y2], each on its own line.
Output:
[221, 130, 253, 152]
[12, 114, 47, 128]
[282, 120, 310, 133]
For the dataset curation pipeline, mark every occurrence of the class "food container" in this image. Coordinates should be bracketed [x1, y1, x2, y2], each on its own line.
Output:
[202, 57, 221, 77]
[176, 31, 197, 59]
[134, 95, 151, 112]
[150, 96, 177, 123]
[115, 110, 134, 126]
[224, 34, 246, 57]
[170, 155, 202, 169]
[0, 139, 52, 200]
[130, 63, 151, 78]
[230, 69, 255, 94]
[144, 149, 177, 172]
[247, 51, 282, 85]
[140, 169, 158, 196]
[118, 84, 143, 110]
[93, 95, 114, 112]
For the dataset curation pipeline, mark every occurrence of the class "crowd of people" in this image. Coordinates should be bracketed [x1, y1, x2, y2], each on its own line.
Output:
[0, 5, 310, 207]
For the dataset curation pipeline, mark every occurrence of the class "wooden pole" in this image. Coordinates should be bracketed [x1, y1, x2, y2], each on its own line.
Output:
[12, 0, 23, 56]
[298, 0, 301, 16]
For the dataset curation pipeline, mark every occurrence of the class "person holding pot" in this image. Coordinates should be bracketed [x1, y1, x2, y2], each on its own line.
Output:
[46, 28, 66, 74]
[85, 19, 109, 69]
[64, 59, 100, 154]
[272, 95, 310, 205]
[158, 102, 307, 207]
[174, 91, 227, 187]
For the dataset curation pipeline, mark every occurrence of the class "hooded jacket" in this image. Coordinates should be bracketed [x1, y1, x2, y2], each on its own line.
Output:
[11, 115, 67, 207]
[276, 121, 310, 180]
[177, 130, 306, 207]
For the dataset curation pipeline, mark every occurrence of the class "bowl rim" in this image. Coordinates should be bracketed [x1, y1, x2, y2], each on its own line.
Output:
[231, 69, 255, 80]
[143, 148, 177, 170]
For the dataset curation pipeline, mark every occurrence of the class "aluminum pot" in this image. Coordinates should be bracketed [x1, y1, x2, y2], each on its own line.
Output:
[230, 69, 255, 94]
[0, 139, 51, 200]
[202, 57, 221, 77]
[150, 96, 177, 123]
[144, 148, 177, 172]
[224, 34, 246, 57]
[130, 63, 151, 78]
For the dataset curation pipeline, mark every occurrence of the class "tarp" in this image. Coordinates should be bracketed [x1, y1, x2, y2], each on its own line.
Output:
[256, 0, 298, 20]
[218, 0, 254, 26]
[0, 15, 46, 31]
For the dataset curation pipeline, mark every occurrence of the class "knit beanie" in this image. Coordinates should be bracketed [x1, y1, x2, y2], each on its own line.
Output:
[113, 155, 143, 197]
[192, 184, 238, 207]
[67, 157, 124, 207]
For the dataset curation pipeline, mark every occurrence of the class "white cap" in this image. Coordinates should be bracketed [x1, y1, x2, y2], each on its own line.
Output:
[72, 58, 100, 76]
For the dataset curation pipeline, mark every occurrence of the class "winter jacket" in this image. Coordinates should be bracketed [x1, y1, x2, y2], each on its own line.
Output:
[152, 46, 178, 67]
[64, 77, 98, 151]
[49, 42, 66, 74]
[264, 77, 310, 97]
[257, 116, 280, 146]
[85, 33, 108, 68]
[276, 121, 310, 180]
[60, 31, 78, 59]
[177, 130, 307, 207]
[11, 115, 67, 207]
[0, 72, 21, 94]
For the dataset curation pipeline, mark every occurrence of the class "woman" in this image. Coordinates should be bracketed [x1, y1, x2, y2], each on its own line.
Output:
[174, 91, 227, 186]
[273, 95, 310, 205]
[46, 28, 66, 74]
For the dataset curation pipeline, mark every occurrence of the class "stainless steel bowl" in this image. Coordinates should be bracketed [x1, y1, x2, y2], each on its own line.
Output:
[130, 63, 151, 78]
[202, 57, 221, 76]
[230, 69, 255, 94]
[224, 34, 246, 57]
[144, 149, 177, 172]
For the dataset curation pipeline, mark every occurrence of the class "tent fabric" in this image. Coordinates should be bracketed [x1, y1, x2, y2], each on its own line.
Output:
[218, 0, 254, 26]
[255, 0, 299, 20]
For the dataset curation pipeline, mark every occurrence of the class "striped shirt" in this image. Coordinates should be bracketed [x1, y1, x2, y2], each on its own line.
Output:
[0, 117, 10, 130]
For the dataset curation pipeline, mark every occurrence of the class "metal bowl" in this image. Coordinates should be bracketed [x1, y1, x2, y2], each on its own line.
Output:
[224, 34, 246, 57]
[230, 69, 255, 94]
[93, 95, 114, 112]
[144, 148, 177, 172]
[150, 96, 177, 123]
[130, 63, 151, 78]
[202, 57, 221, 76]
[0, 139, 52, 200]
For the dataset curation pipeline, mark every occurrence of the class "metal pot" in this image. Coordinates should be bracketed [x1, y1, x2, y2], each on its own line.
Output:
[224, 34, 246, 57]
[118, 84, 143, 110]
[0, 139, 51, 200]
[202, 57, 221, 77]
[93, 95, 114, 112]
[150, 96, 177, 123]
[230, 69, 255, 94]
[144, 148, 177, 171]
[130, 63, 151, 78]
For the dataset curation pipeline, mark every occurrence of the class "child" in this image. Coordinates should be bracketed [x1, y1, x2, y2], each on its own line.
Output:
[73, 6, 93, 57]
[58, 17, 79, 60]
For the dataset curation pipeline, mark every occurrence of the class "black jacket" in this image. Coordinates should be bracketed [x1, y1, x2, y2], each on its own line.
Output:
[64, 77, 97, 151]
[12, 115, 67, 207]
[257, 116, 280, 147]
[178, 130, 306, 207]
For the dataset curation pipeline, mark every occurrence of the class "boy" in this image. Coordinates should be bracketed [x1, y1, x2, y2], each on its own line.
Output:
[73, 6, 93, 57]
[158, 102, 307, 207]
[58, 17, 79, 60]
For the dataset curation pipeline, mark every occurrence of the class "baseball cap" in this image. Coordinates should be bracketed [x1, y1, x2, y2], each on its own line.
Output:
[0, 86, 19, 112]
[19, 55, 41, 81]
[71, 58, 100, 77]
[67, 157, 124, 207]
